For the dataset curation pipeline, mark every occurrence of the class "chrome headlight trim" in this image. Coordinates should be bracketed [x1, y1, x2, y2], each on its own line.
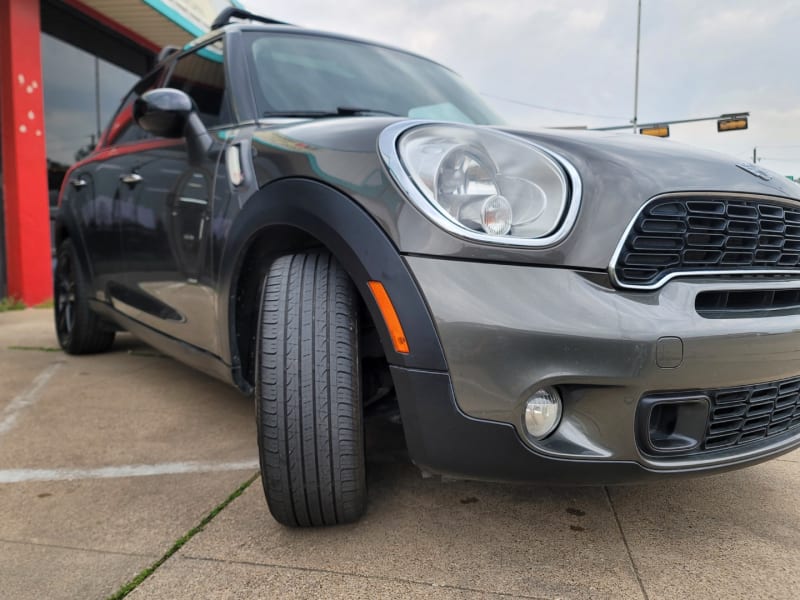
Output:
[378, 120, 582, 248]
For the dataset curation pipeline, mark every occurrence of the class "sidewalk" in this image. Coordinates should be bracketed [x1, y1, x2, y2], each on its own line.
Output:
[2, 309, 799, 599]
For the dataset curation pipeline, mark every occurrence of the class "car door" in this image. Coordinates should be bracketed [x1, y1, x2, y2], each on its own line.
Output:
[117, 39, 230, 355]
[84, 153, 139, 296]
[65, 167, 105, 292]
[74, 69, 166, 301]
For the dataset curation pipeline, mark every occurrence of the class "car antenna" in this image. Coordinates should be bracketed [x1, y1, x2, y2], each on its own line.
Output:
[210, 7, 294, 30]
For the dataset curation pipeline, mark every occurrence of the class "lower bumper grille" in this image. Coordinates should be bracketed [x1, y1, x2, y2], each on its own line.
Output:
[705, 377, 800, 450]
[640, 375, 800, 456]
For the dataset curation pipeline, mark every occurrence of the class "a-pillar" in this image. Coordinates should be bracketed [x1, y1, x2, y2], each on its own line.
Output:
[0, 0, 51, 305]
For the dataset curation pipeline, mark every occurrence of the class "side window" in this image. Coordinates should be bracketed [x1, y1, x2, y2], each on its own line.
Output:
[166, 40, 228, 128]
[106, 68, 165, 146]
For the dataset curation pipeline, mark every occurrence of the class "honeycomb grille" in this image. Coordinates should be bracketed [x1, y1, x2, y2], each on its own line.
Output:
[614, 195, 800, 287]
[704, 376, 800, 451]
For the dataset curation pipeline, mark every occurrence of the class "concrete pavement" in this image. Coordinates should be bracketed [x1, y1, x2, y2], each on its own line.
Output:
[1, 308, 799, 599]
[0, 309, 256, 600]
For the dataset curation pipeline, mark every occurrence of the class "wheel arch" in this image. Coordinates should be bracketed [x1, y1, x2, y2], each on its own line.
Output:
[52, 206, 93, 289]
[221, 178, 447, 393]
[53, 219, 69, 249]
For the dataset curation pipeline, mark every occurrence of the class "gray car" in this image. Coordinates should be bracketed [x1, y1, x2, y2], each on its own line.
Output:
[54, 7, 800, 527]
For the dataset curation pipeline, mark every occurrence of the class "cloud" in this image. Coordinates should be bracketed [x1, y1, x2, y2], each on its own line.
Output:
[244, 0, 800, 177]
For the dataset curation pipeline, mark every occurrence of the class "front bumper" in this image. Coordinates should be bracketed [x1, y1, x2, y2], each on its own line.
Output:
[399, 256, 800, 481]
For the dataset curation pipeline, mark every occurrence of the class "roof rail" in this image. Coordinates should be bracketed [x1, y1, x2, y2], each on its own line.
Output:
[210, 7, 292, 30]
[157, 45, 180, 62]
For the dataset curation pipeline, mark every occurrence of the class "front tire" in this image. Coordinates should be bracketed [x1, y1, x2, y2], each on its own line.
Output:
[54, 239, 115, 354]
[256, 251, 367, 527]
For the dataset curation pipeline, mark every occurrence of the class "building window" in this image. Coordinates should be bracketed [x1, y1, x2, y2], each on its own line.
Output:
[41, 33, 139, 202]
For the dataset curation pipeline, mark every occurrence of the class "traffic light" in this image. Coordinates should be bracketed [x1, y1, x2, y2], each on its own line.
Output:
[717, 115, 748, 132]
[639, 125, 670, 137]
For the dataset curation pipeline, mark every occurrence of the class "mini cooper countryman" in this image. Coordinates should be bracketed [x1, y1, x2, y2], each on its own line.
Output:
[54, 7, 800, 526]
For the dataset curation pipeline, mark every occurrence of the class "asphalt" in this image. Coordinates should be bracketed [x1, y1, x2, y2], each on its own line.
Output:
[1, 308, 799, 599]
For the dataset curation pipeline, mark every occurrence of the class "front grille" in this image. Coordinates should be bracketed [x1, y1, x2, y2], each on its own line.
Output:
[614, 195, 800, 288]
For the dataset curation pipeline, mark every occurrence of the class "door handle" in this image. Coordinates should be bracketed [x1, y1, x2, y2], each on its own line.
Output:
[70, 178, 87, 189]
[120, 173, 143, 185]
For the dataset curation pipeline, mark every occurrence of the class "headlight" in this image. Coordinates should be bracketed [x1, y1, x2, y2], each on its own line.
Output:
[380, 122, 580, 246]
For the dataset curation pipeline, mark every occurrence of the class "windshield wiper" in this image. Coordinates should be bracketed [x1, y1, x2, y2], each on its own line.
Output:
[262, 107, 399, 118]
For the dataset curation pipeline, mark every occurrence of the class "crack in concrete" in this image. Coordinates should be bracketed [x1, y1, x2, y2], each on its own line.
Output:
[604, 486, 651, 600]
[105, 473, 258, 600]
[177, 554, 554, 600]
[0, 537, 157, 559]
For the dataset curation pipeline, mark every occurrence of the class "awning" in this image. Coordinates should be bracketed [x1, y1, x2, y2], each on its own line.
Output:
[67, 0, 244, 52]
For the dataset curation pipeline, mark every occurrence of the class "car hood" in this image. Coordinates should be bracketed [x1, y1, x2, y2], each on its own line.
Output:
[249, 118, 800, 271]
[506, 126, 800, 201]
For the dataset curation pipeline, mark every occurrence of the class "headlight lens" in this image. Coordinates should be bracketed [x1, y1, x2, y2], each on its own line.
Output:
[395, 124, 573, 242]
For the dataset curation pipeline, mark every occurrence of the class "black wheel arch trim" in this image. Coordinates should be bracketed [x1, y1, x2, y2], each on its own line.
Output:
[52, 204, 94, 287]
[220, 177, 448, 390]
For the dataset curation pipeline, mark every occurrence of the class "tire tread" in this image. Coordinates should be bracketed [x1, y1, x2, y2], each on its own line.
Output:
[256, 251, 365, 527]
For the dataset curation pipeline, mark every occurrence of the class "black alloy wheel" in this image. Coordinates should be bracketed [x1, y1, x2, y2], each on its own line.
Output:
[55, 244, 77, 344]
[54, 239, 115, 354]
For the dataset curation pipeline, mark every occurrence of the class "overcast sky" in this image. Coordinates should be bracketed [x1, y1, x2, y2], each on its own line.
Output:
[242, 0, 800, 178]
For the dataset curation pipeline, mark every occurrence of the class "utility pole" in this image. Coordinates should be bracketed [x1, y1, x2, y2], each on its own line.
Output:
[632, 0, 642, 133]
[753, 147, 757, 163]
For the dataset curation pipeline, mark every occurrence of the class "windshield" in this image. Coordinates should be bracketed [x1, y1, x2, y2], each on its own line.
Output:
[246, 32, 503, 125]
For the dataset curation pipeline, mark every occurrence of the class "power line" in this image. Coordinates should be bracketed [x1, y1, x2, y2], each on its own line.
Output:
[756, 144, 800, 150]
[594, 111, 749, 131]
[480, 92, 627, 120]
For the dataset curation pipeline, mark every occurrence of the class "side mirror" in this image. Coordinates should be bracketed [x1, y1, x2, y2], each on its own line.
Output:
[133, 88, 213, 163]
[134, 88, 194, 138]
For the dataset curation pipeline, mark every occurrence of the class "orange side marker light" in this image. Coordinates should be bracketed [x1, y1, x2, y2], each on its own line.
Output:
[367, 281, 410, 354]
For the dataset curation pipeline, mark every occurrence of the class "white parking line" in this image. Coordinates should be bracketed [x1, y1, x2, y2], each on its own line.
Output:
[0, 362, 62, 438]
[0, 460, 260, 484]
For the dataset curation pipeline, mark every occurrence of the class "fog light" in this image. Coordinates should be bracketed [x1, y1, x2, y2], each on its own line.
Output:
[524, 388, 562, 439]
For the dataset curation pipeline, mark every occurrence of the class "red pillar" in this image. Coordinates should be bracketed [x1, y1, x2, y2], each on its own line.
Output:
[0, 0, 51, 305]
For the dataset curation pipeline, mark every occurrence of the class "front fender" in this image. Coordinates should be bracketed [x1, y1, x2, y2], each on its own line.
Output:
[219, 177, 447, 386]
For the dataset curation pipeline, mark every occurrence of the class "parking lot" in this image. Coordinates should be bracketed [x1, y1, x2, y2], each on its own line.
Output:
[1, 307, 798, 599]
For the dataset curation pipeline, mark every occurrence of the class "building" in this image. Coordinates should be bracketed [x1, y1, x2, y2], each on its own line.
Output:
[0, 0, 240, 304]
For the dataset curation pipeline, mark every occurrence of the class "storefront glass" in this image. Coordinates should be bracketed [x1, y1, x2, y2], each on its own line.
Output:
[41, 33, 138, 203]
